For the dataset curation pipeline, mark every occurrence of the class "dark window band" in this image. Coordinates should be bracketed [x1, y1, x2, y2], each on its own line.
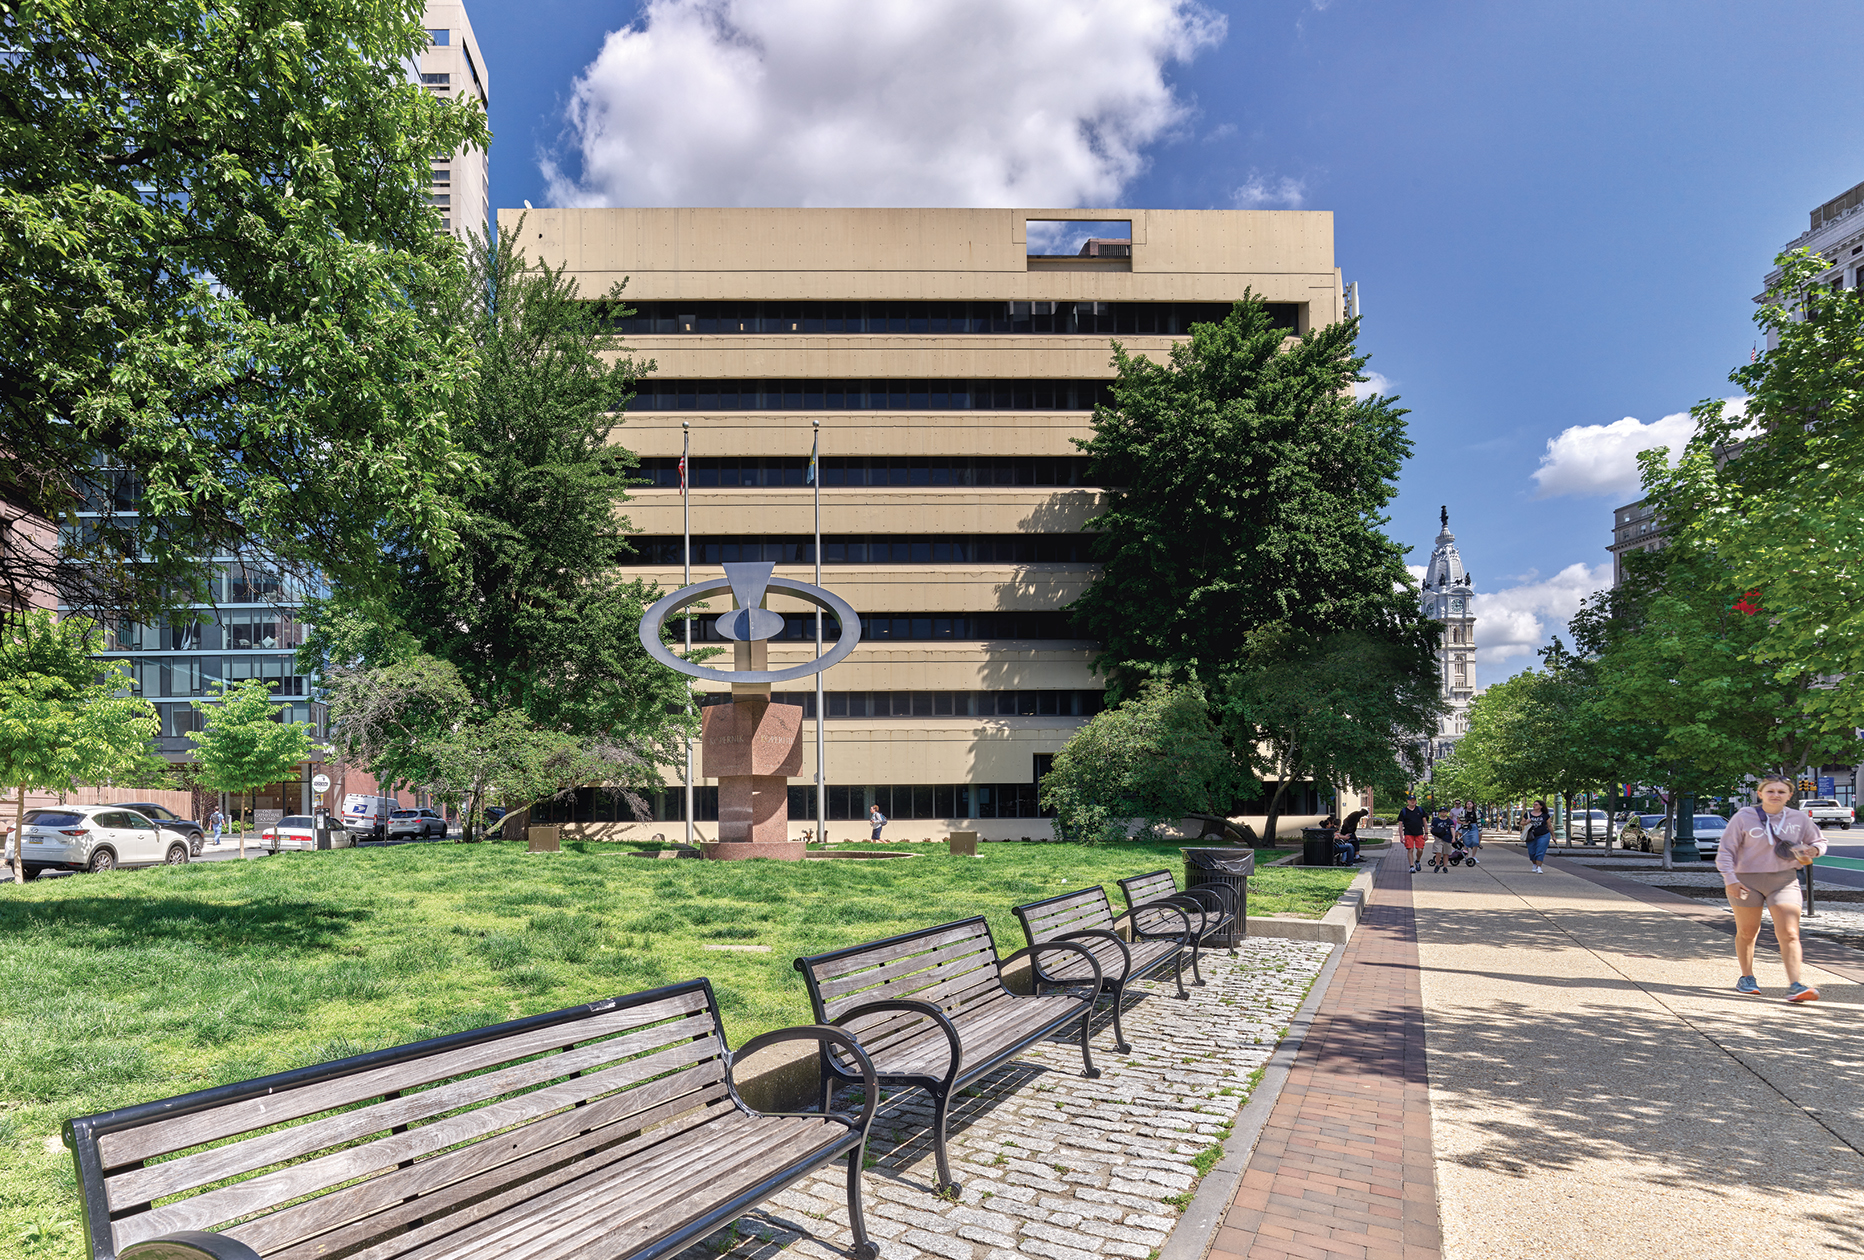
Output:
[627, 535, 1096, 566]
[635, 456, 1095, 489]
[605, 300, 1295, 338]
[666, 611, 1083, 643]
[694, 690, 1103, 718]
[537, 782, 1057, 824]
[628, 380, 1114, 411]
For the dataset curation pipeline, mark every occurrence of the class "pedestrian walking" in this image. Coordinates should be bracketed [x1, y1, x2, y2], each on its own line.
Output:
[210, 807, 224, 846]
[868, 804, 886, 841]
[1522, 800, 1552, 871]
[1397, 794, 1429, 873]
[1720, 774, 1826, 1001]
[1461, 800, 1483, 864]
[1428, 806, 1456, 874]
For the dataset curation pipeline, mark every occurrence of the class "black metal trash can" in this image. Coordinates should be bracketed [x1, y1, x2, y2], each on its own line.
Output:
[1301, 826, 1335, 867]
[1182, 847, 1255, 946]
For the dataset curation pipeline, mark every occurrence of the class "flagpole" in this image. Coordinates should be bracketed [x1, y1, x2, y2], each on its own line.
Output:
[682, 420, 693, 849]
[812, 420, 826, 847]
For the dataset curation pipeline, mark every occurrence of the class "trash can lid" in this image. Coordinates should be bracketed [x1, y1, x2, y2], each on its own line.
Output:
[1181, 847, 1256, 875]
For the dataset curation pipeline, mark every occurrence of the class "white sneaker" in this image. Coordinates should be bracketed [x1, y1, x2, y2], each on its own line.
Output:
[1534, 866, 1543, 873]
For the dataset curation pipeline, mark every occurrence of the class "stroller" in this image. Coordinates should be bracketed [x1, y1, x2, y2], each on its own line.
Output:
[1447, 834, 1473, 867]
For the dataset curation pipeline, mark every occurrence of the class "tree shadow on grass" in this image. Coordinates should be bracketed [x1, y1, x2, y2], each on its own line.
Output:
[0, 895, 371, 953]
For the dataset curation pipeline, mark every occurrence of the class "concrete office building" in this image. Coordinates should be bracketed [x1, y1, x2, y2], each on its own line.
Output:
[505, 208, 1348, 840]
[419, 2, 489, 241]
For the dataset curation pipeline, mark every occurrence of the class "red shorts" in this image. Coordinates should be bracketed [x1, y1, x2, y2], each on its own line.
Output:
[1403, 834, 1427, 850]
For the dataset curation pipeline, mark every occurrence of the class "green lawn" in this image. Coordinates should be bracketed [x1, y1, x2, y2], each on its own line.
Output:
[0, 839, 1353, 1255]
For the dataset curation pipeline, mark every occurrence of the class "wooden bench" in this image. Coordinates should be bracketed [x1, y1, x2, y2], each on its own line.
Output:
[1011, 885, 1190, 1056]
[794, 917, 1104, 1196]
[1118, 868, 1240, 985]
[64, 980, 882, 1260]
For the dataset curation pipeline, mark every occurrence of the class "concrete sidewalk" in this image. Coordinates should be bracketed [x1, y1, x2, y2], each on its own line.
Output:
[1411, 846, 1864, 1259]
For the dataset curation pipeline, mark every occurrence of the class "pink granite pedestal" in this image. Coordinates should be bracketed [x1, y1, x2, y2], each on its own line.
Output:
[700, 697, 805, 860]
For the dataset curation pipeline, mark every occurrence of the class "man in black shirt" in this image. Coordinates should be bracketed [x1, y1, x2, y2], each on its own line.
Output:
[1397, 794, 1429, 874]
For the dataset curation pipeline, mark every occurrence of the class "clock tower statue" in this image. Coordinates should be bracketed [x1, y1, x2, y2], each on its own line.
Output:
[1421, 506, 1476, 765]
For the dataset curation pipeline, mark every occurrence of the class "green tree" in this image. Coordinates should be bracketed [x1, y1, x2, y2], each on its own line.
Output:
[301, 223, 692, 819]
[1581, 545, 1860, 799]
[188, 679, 313, 857]
[1069, 296, 1439, 824]
[0, 611, 159, 882]
[1641, 248, 1864, 744]
[0, 0, 490, 620]
[1220, 625, 1441, 843]
[1039, 681, 1241, 843]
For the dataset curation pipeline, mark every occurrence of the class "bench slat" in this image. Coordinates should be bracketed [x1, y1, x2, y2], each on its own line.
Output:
[812, 937, 997, 1006]
[107, 1006, 718, 1211]
[237, 1073, 733, 1259]
[807, 921, 993, 982]
[113, 1036, 723, 1247]
[340, 1106, 772, 1260]
[97, 988, 710, 1169]
[396, 1114, 842, 1260]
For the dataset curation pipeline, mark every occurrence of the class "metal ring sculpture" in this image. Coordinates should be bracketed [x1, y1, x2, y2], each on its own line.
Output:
[637, 576, 863, 686]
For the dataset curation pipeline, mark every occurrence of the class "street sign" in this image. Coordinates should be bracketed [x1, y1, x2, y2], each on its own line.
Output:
[311, 773, 332, 794]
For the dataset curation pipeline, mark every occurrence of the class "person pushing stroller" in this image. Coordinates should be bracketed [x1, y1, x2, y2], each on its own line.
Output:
[1428, 805, 1459, 874]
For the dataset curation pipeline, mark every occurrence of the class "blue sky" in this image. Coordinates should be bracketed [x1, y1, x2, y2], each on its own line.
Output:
[464, 0, 1864, 681]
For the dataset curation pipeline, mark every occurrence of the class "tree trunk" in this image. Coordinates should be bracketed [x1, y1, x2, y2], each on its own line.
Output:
[237, 790, 246, 859]
[1262, 779, 1290, 851]
[1562, 790, 1573, 846]
[1661, 793, 1675, 872]
[1605, 797, 1615, 851]
[12, 782, 26, 884]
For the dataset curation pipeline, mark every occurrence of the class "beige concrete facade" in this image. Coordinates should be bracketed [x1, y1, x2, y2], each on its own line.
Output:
[421, 2, 488, 241]
[498, 207, 1341, 839]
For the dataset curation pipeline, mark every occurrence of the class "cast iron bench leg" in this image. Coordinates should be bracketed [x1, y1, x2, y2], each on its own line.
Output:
[1173, 952, 1188, 1001]
[1108, 978, 1133, 1055]
[847, 1148, 880, 1259]
[932, 1087, 959, 1196]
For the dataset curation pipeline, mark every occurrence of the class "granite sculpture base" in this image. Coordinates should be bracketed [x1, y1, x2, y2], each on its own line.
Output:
[701, 697, 805, 860]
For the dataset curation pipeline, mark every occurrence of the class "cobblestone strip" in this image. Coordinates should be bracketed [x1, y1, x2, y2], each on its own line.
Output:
[674, 936, 1334, 1260]
[1205, 849, 1443, 1260]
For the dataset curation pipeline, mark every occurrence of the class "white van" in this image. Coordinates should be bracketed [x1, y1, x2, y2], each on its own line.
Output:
[340, 795, 398, 840]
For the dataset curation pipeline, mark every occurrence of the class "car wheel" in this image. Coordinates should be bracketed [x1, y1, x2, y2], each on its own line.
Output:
[165, 844, 189, 865]
[1843, 822, 1852, 831]
[87, 848, 116, 873]
[190, 835, 203, 855]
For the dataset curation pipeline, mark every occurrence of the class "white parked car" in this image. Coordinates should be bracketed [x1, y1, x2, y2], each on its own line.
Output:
[387, 807, 448, 841]
[260, 815, 319, 851]
[6, 805, 193, 877]
[1800, 798, 1853, 830]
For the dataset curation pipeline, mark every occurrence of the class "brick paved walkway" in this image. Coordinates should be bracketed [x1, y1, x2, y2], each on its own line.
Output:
[1208, 849, 1442, 1260]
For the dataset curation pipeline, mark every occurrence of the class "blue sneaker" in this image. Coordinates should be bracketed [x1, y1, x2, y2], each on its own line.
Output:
[1785, 982, 1819, 1003]
[1735, 975, 1761, 996]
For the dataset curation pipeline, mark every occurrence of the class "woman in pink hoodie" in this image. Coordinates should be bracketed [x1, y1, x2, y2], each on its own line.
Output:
[1719, 775, 1826, 1001]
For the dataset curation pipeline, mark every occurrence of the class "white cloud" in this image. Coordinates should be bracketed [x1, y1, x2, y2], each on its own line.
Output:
[544, 0, 1226, 208]
[1353, 370, 1394, 401]
[1472, 562, 1613, 681]
[1529, 397, 1748, 501]
[1230, 169, 1305, 209]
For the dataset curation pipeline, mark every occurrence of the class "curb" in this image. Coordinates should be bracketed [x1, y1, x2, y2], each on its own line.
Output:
[1155, 874, 1362, 1260]
[1246, 864, 1374, 944]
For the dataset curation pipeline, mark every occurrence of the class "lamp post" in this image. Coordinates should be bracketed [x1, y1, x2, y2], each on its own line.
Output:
[1672, 793, 1701, 863]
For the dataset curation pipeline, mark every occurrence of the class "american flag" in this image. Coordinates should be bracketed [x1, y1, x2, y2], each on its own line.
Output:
[678, 454, 687, 492]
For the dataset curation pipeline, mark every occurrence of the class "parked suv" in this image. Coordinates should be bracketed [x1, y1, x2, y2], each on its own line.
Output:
[1800, 798, 1853, 830]
[7, 805, 193, 877]
[387, 807, 448, 841]
[109, 802, 205, 855]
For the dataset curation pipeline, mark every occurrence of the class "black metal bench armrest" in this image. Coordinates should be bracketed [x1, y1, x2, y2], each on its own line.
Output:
[999, 939, 1106, 996]
[1046, 928, 1138, 983]
[122, 1232, 263, 1260]
[1173, 886, 1234, 919]
[1127, 897, 1199, 942]
[831, 998, 965, 1091]
[727, 1025, 881, 1134]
